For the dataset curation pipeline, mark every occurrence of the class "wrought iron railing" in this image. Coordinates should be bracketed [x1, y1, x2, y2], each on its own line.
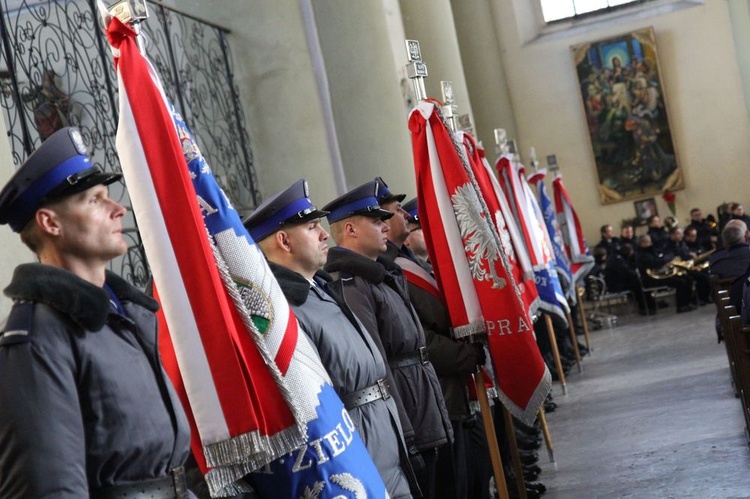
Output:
[0, 0, 259, 287]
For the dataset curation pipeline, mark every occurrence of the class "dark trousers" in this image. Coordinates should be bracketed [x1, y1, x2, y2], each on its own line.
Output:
[435, 419, 469, 499]
[642, 275, 693, 308]
[416, 447, 438, 499]
[466, 418, 492, 499]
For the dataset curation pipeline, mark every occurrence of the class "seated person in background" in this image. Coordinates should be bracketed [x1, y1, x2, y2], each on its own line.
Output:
[686, 207, 718, 250]
[710, 220, 750, 279]
[590, 246, 655, 315]
[637, 234, 696, 313]
[619, 224, 636, 254]
[711, 220, 750, 320]
[664, 226, 711, 305]
[595, 224, 622, 256]
[683, 226, 713, 256]
[730, 203, 750, 230]
[646, 215, 668, 252]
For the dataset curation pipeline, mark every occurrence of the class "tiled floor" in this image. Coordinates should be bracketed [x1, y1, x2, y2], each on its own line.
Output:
[536, 305, 750, 498]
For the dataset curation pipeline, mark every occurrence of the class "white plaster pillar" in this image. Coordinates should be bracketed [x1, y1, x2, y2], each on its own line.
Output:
[399, 0, 475, 126]
[311, 0, 416, 196]
[450, 0, 519, 153]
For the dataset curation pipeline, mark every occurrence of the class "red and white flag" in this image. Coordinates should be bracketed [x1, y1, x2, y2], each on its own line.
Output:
[104, 15, 386, 497]
[459, 132, 540, 316]
[408, 101, 549, 424]
[553, 175, 595, 284]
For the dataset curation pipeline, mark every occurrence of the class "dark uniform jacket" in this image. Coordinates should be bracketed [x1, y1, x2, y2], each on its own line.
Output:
[0, 264, 191, 498]
[325, 247, 452, 451]
[709, 243, 750, 279]
[269, 262, 413, 498]
[382, 243, 480, 421]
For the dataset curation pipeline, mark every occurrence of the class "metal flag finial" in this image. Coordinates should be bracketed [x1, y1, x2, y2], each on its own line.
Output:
[494, 128, 508, 156]
[441, 81, 457, 132]
[405, 40, 428, 102]
[508, 139, 518, 156]
[547, 154, 560, 173]
[529, 147, 539, 172]
[108, 0, 149, 26]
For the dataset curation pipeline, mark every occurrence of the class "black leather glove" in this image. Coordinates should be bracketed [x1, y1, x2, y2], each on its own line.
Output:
[408, 444, 426, 478]
[472, 342, 487, 366]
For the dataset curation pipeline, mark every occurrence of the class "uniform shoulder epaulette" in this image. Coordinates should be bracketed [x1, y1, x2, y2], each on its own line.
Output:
[0, 301, 34, 346]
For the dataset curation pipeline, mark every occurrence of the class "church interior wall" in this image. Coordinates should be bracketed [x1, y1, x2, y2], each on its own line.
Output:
[486, 0, 750, 244]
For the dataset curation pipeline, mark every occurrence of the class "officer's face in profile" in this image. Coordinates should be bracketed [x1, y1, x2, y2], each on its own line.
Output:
[405, 224, 427, 255]
[42, 184, 127, 264]
[381, 200, 410, 246]
[283, 218, 329, 274]
[352, 215, 389, 259]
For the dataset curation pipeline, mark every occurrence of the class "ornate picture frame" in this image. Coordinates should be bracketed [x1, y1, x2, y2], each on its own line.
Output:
[571, 27, 683, 205]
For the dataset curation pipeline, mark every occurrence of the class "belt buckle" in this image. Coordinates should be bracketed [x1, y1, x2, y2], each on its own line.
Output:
[419, 346, 429, 365]
[172, 466, 188, 499]
[377, 378, 390, 400]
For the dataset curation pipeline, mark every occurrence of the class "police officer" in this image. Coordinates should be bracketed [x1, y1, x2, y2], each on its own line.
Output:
[243, 179, 414, 498]
[377, 186, 485, 499]
[0, 128, 192, 498]
[323, 180, 452, 499]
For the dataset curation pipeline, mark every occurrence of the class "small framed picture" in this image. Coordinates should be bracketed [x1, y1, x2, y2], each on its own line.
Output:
[634, 197, 657, 225]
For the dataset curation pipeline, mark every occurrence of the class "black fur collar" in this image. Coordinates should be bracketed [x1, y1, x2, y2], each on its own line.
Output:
[325, 246, 400, 284]
[268, 261, 310, 306]
[4, 263, 158, 331]
[268, 261, 337, 306]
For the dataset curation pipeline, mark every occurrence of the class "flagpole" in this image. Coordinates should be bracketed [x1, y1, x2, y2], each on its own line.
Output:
[500, 404, 528, 499]
[529, 146, 582, 373]
[537, 405, 556, 463]
[549, 154, 594, 353]
[577, 286, 594, 353]
[544, 313, 568, 395]
[434, 73, 510, 499]
[566, 311, 584, 373]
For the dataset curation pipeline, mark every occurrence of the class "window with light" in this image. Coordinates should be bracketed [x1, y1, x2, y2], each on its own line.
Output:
[541, 0, 650, 23]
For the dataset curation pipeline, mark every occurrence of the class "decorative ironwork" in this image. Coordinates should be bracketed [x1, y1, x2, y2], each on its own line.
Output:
[0, 0, 258, 287]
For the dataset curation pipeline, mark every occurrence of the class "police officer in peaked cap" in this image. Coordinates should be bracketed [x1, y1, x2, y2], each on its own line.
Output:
[0, 127, 193, 497]
[243, 179, 415, 498]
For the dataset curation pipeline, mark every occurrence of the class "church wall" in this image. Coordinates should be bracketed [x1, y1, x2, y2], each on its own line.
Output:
[486, 0, 750, 244]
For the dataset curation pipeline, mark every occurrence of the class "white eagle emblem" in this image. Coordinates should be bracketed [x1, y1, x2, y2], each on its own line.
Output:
[452, 184, 506, 289]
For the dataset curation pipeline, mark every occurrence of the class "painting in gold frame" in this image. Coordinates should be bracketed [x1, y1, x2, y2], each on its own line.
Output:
[571, 27, 683, 205]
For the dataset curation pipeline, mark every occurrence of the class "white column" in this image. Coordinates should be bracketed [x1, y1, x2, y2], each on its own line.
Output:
[399, 0, 475, 125]
[311, 0, 416, 196]
[451, 0, 519, 151]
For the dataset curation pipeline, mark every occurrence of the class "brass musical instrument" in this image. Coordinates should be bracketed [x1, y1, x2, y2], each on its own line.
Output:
[646, 256, 688, 280]
[645, 245, 716, 279]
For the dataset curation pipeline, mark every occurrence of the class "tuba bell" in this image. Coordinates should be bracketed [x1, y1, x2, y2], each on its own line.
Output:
[646, 256, 688, 280]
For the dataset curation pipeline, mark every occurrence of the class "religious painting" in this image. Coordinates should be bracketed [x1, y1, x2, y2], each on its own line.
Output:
[571, 27, 683, 205]
[634, 197, 657, 225]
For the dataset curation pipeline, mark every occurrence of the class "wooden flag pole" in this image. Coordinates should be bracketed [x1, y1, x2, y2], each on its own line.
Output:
[501, 405, 527, 499]
[405, 40, 509, 498]
[544, 313, 568, 395]
[576, 286, 593, 353]
[566, 311, 583, 372]
[538, 405, 556, 463]
[475, 370, 510, 499]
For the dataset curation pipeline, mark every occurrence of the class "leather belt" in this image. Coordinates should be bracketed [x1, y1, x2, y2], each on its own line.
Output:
[343, 379, 390, 410]
[91, 466, 189, 499]
[389, 346, 430, 369]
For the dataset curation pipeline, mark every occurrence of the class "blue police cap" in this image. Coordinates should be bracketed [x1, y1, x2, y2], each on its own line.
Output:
[0, 127, 121, 233]
[374, 176, 406, 204]
[323, 180, 394, 224]
[402, 197, 420, 226]
[242, 178, 329, 242]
